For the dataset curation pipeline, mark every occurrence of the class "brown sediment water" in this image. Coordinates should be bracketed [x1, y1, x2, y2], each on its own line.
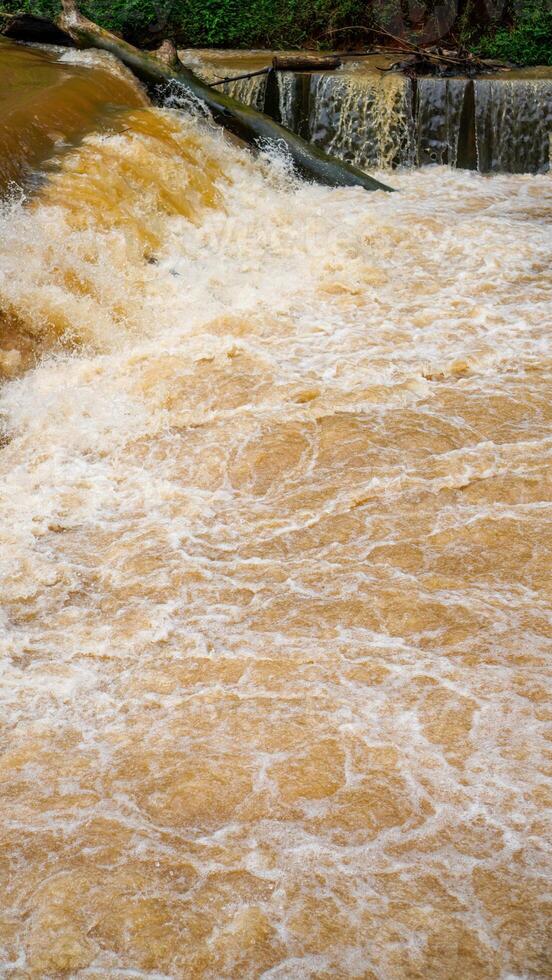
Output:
[1, 42, 552, 980]
[0, 38, 148, 194]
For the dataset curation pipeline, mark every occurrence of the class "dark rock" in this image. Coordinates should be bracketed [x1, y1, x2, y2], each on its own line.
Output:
[0, 13, 75, 47]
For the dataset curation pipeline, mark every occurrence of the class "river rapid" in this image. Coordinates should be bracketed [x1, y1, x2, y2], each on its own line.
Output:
[0, 42, 551, 979]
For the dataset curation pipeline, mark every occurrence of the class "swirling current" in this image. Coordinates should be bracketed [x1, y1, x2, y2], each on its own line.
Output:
[0, 40, 551, 980]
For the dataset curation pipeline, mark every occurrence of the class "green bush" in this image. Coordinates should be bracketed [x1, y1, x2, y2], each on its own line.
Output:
[168, 0, 365, 48]
[0, 0, 366, 46]
[477, 0, 552, 65]
[1, 0, 60, 20]
[1, 0, 550, 62]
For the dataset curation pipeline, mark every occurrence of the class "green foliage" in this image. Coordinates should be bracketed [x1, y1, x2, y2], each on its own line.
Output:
[1, 0, 61, 20]
[0, 0, 366, 46]
[169, 0, 365, 48]
[1, 0, 550, 63]
[476, 0, 552, 65]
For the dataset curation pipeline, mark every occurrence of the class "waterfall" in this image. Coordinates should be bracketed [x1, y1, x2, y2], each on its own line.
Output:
[197, 52, 551, 175]
[302, 70, 552, 173]
[474, 76, 552, 173]
[179, 49, 269, 112]
[415, 77, 475, 168]
[221, 72, 267, 111]
[177, 50, 552, 174]
[307, 69, 416, 170]
[278, 70, 303, 133]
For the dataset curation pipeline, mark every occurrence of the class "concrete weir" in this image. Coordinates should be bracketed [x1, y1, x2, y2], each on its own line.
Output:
[182, 49, 552, 173]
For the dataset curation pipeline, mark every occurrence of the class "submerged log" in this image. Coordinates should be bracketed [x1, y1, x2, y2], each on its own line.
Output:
[272, 54, 341, 71]
[48, 0, 393, 193]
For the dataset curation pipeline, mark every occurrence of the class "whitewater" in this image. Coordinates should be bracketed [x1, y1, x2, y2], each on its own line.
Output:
[0, 43, 551, 979]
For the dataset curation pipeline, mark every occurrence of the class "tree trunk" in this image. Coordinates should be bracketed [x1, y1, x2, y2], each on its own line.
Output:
[272, 55, 341, 71]
[50, 0, 393, 193]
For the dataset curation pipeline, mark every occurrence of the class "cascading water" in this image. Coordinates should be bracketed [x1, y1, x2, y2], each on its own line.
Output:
[277, 69, 300, 131]
[416, 73, 552, 172]
[0, 40, 148, 194]
[224, 73, 267, 111]
[1, 38, 552, 980]
[307, 69, 416, 170]
[474, 76, 552, 173]
[187, 50, 552, 174]
[180, 48, 268, 112]
[304, 68, 552, 172]
[415, 77, 474, 167]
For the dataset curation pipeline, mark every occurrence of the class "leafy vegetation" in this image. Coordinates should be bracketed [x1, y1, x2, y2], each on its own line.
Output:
[0, 0, 366, 45]
[476, 0, 552, 66]
[1, 0, 550, 63]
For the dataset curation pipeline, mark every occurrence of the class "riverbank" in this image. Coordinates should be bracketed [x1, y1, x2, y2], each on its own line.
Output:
[1, 0, 551, 64]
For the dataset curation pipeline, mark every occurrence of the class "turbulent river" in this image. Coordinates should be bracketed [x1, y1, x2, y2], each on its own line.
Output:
[0, 40, 551, 979]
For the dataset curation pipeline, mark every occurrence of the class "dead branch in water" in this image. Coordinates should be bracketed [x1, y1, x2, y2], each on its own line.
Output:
[321, 23, 508, 75]
[210, 67, 270, 88]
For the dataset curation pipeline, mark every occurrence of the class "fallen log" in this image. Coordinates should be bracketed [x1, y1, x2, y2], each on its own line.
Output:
[210, 55, 341, 90]
[42, 0, 392, 193]
[272, 54, 341, 71]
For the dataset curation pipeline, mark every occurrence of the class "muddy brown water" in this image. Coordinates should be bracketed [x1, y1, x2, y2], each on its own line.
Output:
[0, 38, 147, 193]
[0, 38, 551, 979]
